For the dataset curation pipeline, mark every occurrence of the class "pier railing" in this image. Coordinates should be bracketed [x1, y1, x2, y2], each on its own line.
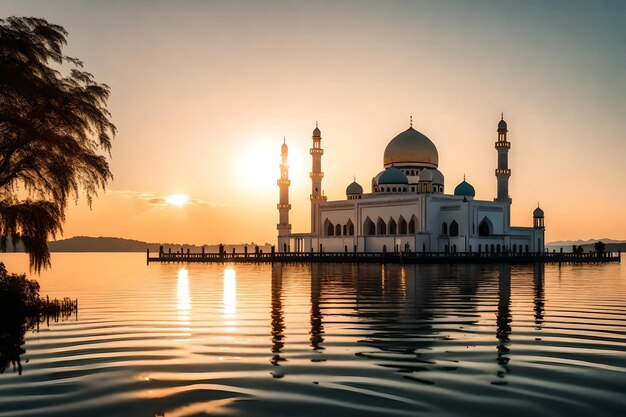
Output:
[147, 248, 621, 265]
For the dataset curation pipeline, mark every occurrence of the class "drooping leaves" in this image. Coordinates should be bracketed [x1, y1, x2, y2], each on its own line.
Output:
[0, 17, 116, 271]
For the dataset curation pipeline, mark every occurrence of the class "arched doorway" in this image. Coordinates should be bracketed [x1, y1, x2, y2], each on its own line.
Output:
[479, 217, 492, 236]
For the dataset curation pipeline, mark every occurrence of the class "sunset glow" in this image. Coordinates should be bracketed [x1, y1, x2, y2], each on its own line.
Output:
[7, 1, 622, 245]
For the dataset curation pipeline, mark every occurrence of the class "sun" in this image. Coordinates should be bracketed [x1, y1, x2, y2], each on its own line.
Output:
[239, 143, 303, 192]
[166, 194, 189, 206]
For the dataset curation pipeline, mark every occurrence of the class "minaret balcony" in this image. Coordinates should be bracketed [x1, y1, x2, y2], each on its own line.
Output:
[277, 203, 291, 210]
[495, 141, 510, 149]
[310, 195, 328, 201]
[277, 178, 291, 186]
[495, 168, 511, 176]
[310, 148, 324, 155]
[309, 172, 324, 179]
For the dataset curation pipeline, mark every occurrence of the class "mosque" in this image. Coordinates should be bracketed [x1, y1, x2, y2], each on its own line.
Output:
[277, 115, 545, 255]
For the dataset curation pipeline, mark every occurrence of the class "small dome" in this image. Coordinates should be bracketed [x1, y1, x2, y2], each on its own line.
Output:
[313, 125, 321, 137]
[418, 169, 433, 181]
[498, 118, 508, 131]
[346, 181, 363, 195]
[431, 169, 444, 185]
[454, 180, 475, 197]
[378, 167, 408, 185]
[533, 206, 544, 218]
[384, 127, 439, 167]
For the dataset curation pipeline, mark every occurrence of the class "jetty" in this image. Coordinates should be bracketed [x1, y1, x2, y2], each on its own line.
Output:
[147, 246, 621, 265]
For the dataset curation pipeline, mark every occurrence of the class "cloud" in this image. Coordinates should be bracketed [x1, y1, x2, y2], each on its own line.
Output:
[108, 189, 237, 208]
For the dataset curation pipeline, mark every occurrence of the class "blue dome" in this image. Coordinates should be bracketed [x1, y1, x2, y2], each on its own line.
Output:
[533, 206, 544, 218]
[454, 180, 475, 197]
[346, 181, 363, 195]
[498, 118, 508, 131]
[378, 167, 408, 185]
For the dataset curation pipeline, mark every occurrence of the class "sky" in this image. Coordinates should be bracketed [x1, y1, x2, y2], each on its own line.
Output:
[1, 0, 625, 244]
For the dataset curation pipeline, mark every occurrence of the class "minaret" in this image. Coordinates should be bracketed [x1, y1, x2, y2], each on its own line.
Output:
[495, 113, 511, 203]
[310, 123, 327, 234]
[277, 138, 291, 252]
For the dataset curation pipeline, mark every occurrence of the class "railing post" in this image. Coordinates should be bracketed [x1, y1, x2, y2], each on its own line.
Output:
[146, 248, 150, 265]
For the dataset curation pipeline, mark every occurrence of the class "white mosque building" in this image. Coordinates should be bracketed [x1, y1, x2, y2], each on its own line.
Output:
[277, 116, 545, 255]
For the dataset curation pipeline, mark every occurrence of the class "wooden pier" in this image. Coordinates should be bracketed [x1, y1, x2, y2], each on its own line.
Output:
[147, 247, 621, 265]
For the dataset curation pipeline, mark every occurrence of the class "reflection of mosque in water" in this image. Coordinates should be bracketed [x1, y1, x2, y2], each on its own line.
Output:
[269, 262, 546, 383]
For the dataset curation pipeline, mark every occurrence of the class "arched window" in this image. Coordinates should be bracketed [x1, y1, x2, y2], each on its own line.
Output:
[409, 216, 417, 234]
[392, 187, 397, 192]
[411, 187, 415, 192]
[389, 218, 397, 235]
[478, 244, 482, 253]
[347, 219, 355, 236]
[442, 222, 448, 235]
[450, 220, 459, 237]
[377, 217, 387, 235]
[479, 217, 492, 236]
[364, 217, 375, 236]
[525, 244, 529, 254]
[342, 224, 347, 236]
[513, 244, 517, 253]
[398, 216, 407, 234]
[387, 187, 390, 192]
[497, 244, 501, 253]
[469, 245, 472, 253]
[490, 244, 495, 253]
[325, 219, 334, 236]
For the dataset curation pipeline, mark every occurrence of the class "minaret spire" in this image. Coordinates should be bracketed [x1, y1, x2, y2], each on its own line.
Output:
[277, 138, 292, 252]
[410, 113, 413, 128]
[495, 113, 512, 204]
[310, 122, 327, 234]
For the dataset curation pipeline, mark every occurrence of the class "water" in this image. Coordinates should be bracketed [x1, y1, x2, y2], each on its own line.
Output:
[0, 253, 625, 416]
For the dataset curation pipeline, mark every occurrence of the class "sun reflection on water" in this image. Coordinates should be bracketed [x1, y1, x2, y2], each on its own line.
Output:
[177, 268, 191, 322]
[223, 268, 237, 330]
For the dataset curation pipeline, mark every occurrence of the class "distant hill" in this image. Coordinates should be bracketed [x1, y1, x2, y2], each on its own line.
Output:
[546, 238, 626, 253]
[1, 236, 272, 254]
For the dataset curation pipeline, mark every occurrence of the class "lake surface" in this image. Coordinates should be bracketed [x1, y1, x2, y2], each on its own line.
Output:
[0, 253, 625, 417]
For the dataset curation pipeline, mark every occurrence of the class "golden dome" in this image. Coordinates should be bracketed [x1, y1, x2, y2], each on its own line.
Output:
[383, 127, 439, 167]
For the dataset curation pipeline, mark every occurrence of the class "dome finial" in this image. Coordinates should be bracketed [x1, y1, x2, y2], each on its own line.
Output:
[410, 113, 413, 128]
[464, 173, 466, 181]
[354, 175, 356, 181]
[316, 120, 318, 128]
[501, 111, 504, 120]
[283, 136, 285, 144]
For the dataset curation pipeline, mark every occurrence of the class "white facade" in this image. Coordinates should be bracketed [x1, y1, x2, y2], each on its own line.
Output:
[278, 116, 545, 254]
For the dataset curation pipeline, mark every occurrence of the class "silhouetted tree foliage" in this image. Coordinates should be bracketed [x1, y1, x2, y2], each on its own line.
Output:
[594, 241, 606, 257]
[0, 17, 115, 271]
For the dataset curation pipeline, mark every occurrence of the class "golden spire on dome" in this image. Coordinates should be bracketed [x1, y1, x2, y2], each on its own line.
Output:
[410, 113, 413, 128]
[501, 112, 504, 120]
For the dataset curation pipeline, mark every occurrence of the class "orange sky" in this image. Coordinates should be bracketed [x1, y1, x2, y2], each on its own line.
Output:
[3, 1, 625, 244]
